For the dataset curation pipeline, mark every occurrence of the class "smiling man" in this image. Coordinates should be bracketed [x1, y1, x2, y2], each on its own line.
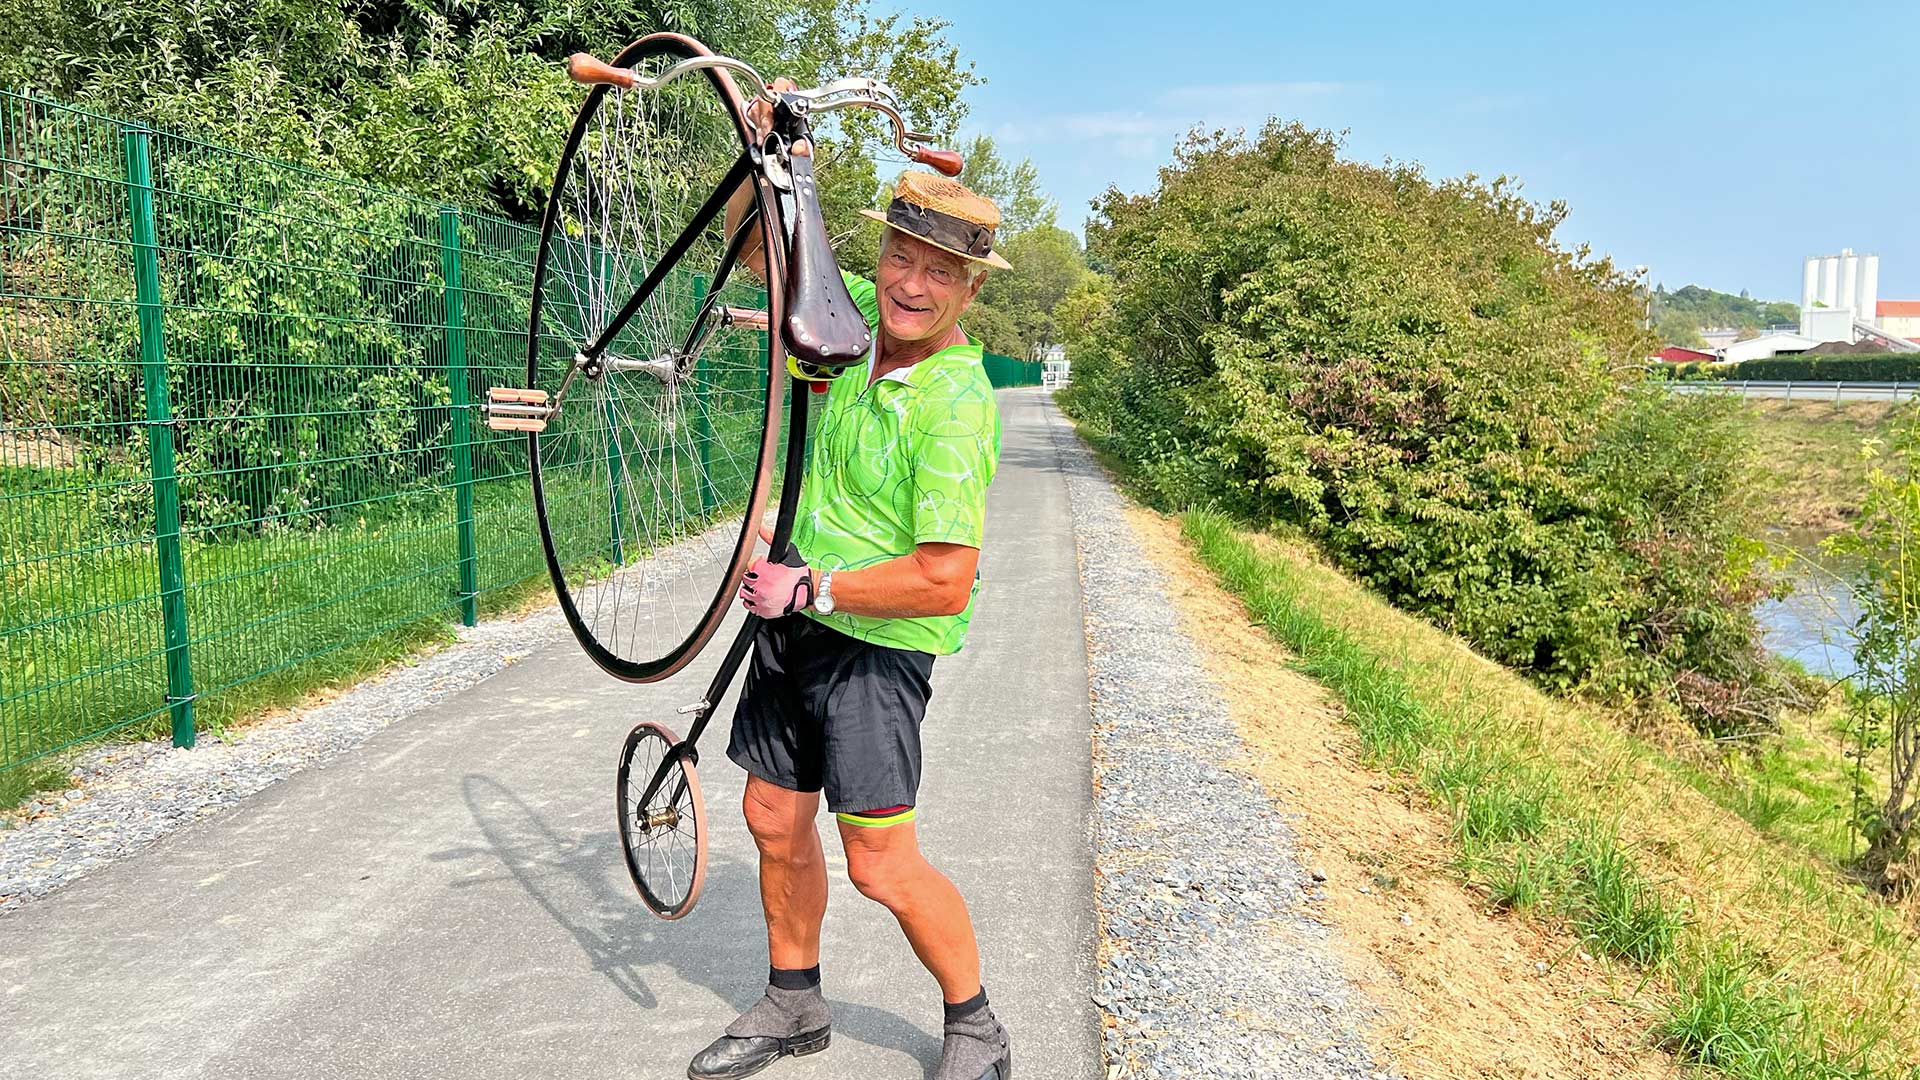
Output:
[691, 145, 1012, 1080]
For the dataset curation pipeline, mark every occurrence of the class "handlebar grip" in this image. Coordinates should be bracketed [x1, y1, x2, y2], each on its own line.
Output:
[909, 146, 964, 177]
[568, 53, 636, 89]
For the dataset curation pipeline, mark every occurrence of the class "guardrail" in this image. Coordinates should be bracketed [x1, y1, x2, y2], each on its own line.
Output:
[1662, 380, 1920, 401]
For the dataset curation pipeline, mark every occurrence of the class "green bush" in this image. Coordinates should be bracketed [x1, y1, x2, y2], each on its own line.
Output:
[1735, 355, 1920, 382]
[1061, 122, 1777, 730]
[1647, 360, 1738, 382]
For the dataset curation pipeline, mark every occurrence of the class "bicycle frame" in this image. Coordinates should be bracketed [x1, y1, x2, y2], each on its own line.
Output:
[547, 41, 964, 810]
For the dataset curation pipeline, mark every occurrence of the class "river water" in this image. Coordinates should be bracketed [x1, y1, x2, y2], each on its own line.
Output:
[1757, 530, 1860, 678]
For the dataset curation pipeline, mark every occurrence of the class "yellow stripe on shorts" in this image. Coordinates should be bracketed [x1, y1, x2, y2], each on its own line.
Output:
[835, 807, 917, 828]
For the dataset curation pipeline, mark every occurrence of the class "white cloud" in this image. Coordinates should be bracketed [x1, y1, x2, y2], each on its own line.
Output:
[992, 81, 1369, 153]
[992, 111, 1166, 144]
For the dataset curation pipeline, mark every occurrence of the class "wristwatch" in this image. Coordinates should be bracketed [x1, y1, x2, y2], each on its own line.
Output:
[814, 570, 836, 615]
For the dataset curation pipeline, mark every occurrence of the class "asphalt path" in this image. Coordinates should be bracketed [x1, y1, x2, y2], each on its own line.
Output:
[0, 388, 1098, 1080]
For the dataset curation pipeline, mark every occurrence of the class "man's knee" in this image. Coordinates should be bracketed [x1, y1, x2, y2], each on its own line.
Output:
[839, 812, 921, 908]
[743, 777, 818, 857]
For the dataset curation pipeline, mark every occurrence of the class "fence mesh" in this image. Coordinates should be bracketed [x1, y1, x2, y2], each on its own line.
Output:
[0, 91, 555, 769]
[0, 90, 1044, 774]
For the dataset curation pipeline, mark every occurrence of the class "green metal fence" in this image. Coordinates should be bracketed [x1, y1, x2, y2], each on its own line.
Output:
[0, 91, 1038, 775]
[0, 90, 550, 771]
[981, 352, 1045, 388]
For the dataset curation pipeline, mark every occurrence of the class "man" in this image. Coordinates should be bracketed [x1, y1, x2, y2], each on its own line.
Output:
[688, 95, 1013, 1080]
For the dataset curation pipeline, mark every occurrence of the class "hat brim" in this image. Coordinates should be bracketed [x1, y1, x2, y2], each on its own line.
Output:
[860, 208, 1013, 271]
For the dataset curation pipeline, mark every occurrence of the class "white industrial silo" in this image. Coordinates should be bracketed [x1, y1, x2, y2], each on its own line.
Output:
[1840, 250, 1859, 313]
[1803, 258, 1821, 309]
[1861, 254, 1880, 325]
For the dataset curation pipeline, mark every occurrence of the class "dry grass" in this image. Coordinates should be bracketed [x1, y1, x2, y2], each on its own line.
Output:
[1126, 505, 1681, 1080]
[1212, 522, 1920, 1071]
[1745, 399, 1905, 534]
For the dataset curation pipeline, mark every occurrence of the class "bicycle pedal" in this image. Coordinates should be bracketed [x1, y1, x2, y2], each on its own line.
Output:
[676, 699, 710, 715]
[482, 387, 553, 432]
[720, 306, 769, 332]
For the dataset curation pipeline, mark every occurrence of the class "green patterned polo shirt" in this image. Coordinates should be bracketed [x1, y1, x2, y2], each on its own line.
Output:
[791, 273, 1002, 655]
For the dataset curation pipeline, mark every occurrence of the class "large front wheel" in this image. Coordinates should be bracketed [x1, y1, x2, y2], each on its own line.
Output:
[525, 32, 786, 683]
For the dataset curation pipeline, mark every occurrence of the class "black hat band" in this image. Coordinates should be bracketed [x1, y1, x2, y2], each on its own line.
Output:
[885, 198, 995, 259]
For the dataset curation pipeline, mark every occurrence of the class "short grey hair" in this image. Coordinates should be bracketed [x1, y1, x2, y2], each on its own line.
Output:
[881, 229, 990, 287]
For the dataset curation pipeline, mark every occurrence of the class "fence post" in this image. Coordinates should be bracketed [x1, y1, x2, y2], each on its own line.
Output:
[124, 125, 196, 748]
[439, 209, 478, 627]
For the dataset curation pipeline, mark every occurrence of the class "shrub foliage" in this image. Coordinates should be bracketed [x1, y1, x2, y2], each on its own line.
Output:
[1061, 122, 1775, 725]
[3, 0, 978, 536]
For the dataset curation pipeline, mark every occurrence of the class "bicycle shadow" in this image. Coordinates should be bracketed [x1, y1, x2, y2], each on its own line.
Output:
[436, 774, 939, 1071]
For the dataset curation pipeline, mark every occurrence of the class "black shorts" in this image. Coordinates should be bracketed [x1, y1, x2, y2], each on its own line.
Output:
[727, 613, 936, 815]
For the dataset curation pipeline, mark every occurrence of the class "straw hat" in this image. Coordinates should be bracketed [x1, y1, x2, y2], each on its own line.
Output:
[859, 171, 1013, 271]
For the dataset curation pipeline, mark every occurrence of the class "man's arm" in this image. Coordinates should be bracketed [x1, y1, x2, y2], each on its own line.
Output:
[725, 76, 808, 284]
[811, 544, 978, 619]
[723, 176, 767, 283]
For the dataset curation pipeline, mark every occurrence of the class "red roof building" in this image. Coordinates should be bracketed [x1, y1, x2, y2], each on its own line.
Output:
[1653, 346, 1717, 363]
[1878, 300, 1920, 344]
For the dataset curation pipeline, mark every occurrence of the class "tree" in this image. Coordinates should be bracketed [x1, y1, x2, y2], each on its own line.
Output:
[1656, 309, 1708, 349]
[1059, 120, 1776, 729]
[0, 0, 979, 228]
[972, 224, 1088, 355]
[1826, 420, 1920, 894]
[1652, 284, 1799, 340]
[956, 134, 1055, 236]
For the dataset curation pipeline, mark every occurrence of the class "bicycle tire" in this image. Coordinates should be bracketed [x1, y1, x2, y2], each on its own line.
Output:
[526, 32, 786, 683]
[616, 720, 709, 919]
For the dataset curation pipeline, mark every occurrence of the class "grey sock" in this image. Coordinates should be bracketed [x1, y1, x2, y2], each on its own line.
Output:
[725, 983, 832, 1039]
[936, 1001, 1009, 1080]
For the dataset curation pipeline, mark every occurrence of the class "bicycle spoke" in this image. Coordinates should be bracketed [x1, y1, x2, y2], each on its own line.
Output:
[528, 37, 779, 680]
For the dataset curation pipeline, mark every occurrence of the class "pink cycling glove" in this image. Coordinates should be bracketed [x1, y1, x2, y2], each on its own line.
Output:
[739, 557, 814, 619]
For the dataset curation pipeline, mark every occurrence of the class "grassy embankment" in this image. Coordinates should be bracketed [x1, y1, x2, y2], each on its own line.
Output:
[1173, 505, 1919, 1080]
[0, 465, 554, 812]
[1746, 399, 1905, 534]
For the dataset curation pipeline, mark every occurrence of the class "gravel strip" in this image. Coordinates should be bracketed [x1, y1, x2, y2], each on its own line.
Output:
[1043, 397, 1398, 1080]
[0, 604, 571, 914]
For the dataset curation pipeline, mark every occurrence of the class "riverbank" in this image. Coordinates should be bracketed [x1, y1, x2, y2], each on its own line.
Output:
[1747, 398, 1904, 533]
[1166, 506, 1919, 1078]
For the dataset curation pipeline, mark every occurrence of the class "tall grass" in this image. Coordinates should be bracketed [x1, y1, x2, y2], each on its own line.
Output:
[1177, 507, 1920, 1080]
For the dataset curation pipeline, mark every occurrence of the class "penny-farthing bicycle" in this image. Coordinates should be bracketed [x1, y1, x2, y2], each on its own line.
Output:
[483, 34, 964, 919]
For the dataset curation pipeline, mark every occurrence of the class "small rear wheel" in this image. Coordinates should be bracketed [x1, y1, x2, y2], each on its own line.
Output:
[616, 720, 709, 919]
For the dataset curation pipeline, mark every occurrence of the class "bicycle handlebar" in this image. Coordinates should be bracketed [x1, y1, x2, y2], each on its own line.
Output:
[566, 52, 964, 177]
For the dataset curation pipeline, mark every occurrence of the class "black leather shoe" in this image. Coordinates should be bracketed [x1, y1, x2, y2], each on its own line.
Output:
[686, 1025, 830, 1080]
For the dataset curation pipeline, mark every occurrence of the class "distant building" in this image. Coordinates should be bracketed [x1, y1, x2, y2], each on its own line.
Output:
[1803, 249, 1879, 320]
[1878, 300, 1920, 342]
[1653, 346, 1716, 363]
[1793, 250, 1920, 353]
[1722, 333, 1817, 364]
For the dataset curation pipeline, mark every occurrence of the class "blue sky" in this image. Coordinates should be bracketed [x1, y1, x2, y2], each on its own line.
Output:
[930, 0, 1920, 302]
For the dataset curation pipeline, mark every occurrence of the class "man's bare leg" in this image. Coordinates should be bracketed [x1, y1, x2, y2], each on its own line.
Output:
[688, 776, 833, 1080]
[836, 818, 979, 1000]
[743, 775, 828, 967]
[838, 817, 1009, 1079]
